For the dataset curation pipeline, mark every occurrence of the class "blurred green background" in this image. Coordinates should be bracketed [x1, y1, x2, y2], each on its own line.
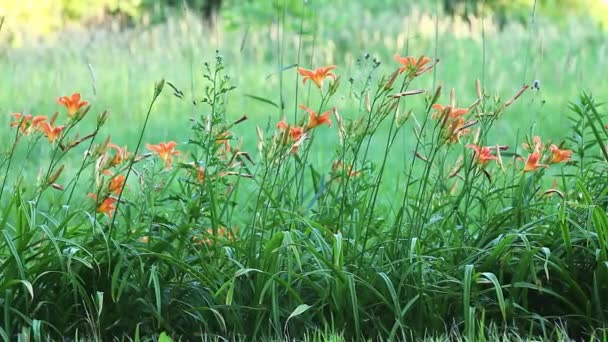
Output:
[1, 0, 607, 187]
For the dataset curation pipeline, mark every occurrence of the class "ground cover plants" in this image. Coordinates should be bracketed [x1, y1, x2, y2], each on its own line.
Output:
[2, 2, 608, 341]
[2, 47, 608, 340]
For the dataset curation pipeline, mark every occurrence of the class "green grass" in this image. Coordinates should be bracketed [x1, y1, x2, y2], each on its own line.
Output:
[1, 2, 608, 340]
[2, 6, 607, 206]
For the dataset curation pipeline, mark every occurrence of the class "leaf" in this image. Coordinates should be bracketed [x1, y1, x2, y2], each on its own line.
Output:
[244, 94, 280, 108]
[480, 272, 506, 321]
[265, 63, 298, 79]
[286, 304, 311, 325]
[158, 332, 173, 342]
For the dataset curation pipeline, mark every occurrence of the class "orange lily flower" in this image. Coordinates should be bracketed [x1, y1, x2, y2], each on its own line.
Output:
[87, 193, 117, 217]
[299, 105, 332, 129]
[445, 117, 474, 143]
[107, 143, 130, 167]
[10, 113, 47, 134]
[523, 152, 548, 172]
[38, 122, 65, 143]
[549, 144, 573, 164]
[297, 65, 337, 88]
[146, 141, 181, 169]
[432, 104, 469, 119]
[277, 120, 305, 141]
[276, 119, 306, 154]
[277, 120, 289, 130]
[394, 54, 432, 75]
[57, 93, 88, 118]
[289, 127, 304, 141]
[188, 162, 206, 183]
[108, 174, 126, 194]
[522, 136, 543, 153]
[466, 144, 498, 165]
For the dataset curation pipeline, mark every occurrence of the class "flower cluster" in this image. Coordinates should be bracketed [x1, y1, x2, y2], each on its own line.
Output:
[432, 89, 476, 144]
[520, 136, 572, 172]
[272, 66, 338, 154]
[10, 92, 91, 145]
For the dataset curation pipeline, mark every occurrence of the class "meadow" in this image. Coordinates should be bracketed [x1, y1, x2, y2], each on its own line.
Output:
[1, 1, 608, 340]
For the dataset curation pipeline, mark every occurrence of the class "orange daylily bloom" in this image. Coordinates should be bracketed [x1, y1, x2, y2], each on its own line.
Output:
[38, 122, 65, 143]
[522, 136, 543, 153]
[549, 144, 573, 164]
[276, 119, 306, 154]
[87, 193, 117, 217]
[297, 65, 337, 88]
[432, 89, 469, 120]
[445, 117, 474, 143]
[57, 93, 88, 118]
[277, 120, 289, 130]
[188, 162, 206, 183]
[277, 120, 304, 141]
[146, 141, 181, 169]
[394, 54, 432, 74]
[107, 143, 130, 167]
[299, 105, 332, 129]
[432, 104, 469, 119]
[523, 152, 548, 172]
[466, 144, 498, 165]
[108, 174, 126, 194]
[10, 113, 47, 134]
[289, 126, 304, 141]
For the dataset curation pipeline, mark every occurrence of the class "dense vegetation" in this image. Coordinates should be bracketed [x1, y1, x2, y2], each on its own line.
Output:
[1, 1, 608, 340]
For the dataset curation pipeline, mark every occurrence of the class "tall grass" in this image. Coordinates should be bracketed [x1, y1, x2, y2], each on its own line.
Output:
[1, 3, 608, 341]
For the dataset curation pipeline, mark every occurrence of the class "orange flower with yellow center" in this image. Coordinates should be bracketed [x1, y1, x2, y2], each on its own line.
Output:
[299, 105, 332, 129]
[466, 144, 498, 165]
[549, 144, 573, 164]
[57, 93, 89, 118]
[38, 122, 65, 143]
[393, 54, 433, 75]
[146, 141, 181, 169]
[297, 65, 337, 88]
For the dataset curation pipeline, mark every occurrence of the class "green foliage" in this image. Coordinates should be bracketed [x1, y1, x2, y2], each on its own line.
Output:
[1, 45, 608, 339]
[1, 1, 608, 340]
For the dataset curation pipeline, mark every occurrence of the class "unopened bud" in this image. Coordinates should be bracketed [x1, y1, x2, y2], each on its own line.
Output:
[154, 79, 165, 98]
